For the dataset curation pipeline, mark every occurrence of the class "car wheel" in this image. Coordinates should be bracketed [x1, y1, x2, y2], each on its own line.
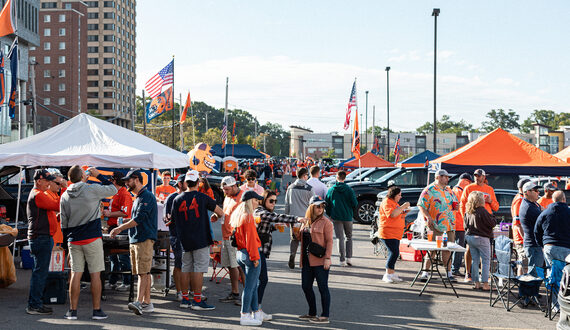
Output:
[356, 200, 376, 224]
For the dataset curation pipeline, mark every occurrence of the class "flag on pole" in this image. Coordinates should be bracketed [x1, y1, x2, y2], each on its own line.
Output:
[372, 136, 379, 154]
[0, 50, 5, 106]
[221, 120, 227, 149]
[344, 80, 357, 130]
[0, 0, 14, 38]
[7, 37, 17, 119]
[231, 120, 236, 143]
[424, 156, 429, 168]
[351, 109, 361, 160]
[144, 60, 174, 99]
[393, 134, 401, 164]
[179, 92, 190, 123]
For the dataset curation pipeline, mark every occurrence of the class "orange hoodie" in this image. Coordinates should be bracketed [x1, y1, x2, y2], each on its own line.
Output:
[452, 179, 472, 231]
[234, 214, 261, 261]
[460, 183, 499, 216]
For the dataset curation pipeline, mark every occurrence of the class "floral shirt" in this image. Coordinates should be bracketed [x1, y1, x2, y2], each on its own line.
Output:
[418, 183, 457, 232]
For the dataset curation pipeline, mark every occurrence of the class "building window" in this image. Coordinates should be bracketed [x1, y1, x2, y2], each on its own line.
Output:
[58, 69, 65, 77]
[103, 80, 114, 87]
[87, 103, 98, 109]
[42, 2, 57, 9]
[65, 3, 71, 9]
[44, 28, 51, 36]
[87, 58, 98, 64]
[44, 56, 51, 64]
[103, 1, 115, 8]
[87, 69, 98, 75]
[103, 12, 114, 19]
[58, 98, 65, 105]
[103, 69, 114, 75]
[44, 15, 51, 22]
[44, 84, 51, 91]
[87, 92, 98, 98]
[87, 12, 98, 19]
[59, 14, 65, 22]
[30, 56, 36, 62]
[87, 46, 98, 53]
[43, 42, 50, 50]
[103, 46, 114, 53]
[44, 98, 50, 105]
[87, 81, 99, 87]
[59, 42, 65, 50]
[88, 35, 99, 41]
[59, 83, 65, 91]
[59, 56, 65, 64]
[86, 1, 98, 7]
[103, 58, 114, 64]
[103, 35, 114, 42]
[103, 23, 114, 30]
[87, 23, 98, 30]
[43, 70, 50, 78]
[59, 28, 66, 36]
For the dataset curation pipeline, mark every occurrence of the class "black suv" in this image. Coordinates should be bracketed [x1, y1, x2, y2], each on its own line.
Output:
[324, 167, 395, 187]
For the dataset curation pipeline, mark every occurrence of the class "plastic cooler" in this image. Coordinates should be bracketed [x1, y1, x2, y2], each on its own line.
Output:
[43, 271, 68, 304]
[399, 241, 424, 262]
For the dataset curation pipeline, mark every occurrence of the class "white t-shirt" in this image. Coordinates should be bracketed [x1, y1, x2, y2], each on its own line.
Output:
[307, 177, 328, 199]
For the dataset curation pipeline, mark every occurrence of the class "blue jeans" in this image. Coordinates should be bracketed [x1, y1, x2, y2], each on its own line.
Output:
[452, 231, 466, 273]
[28, 235, 53, 308]
[301, 265, 330, 317]
[258, 253, 268, 304]
[274, 178, 282, 192]
[381, 239, 400, 270]
[543, 245, 570, 267]
[465, 235, 490, 283]
[109, 253, 132, 285]
[524, 246, 545, 277]
[237, 249, 261, 314]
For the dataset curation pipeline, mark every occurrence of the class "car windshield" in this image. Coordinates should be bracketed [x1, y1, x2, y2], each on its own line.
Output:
[346, 168, 365, 179]
[375, 168, 401, 183]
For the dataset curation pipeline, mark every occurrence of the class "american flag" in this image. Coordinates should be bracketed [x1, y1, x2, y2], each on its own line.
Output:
[393, 134, 401, 164]
[221, 121, 227, 149]
[344, 80, 357, 130]
[145, 60, 174, 99]
[351, 109, 360, 160]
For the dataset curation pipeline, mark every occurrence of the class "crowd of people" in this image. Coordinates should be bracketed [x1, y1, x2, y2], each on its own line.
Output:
[21, 160, 570, 326]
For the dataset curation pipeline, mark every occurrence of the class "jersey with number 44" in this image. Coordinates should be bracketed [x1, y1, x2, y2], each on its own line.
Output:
[171, 191, 217, 252]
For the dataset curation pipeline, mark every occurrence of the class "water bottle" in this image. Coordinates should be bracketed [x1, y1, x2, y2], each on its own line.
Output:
[118, 217, 124, 226]
[442, 231, 448, 247]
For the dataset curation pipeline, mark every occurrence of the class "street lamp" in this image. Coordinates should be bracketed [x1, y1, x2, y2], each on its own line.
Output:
[385, 66, 390, 158]
[365, 90, 369, 152]
[432, 8, 440, 153]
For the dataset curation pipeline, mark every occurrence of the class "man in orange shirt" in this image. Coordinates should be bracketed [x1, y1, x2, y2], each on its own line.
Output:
[537, 183, 556, 210]
[156, 171, 176, 203]
[45, 173, 66, 248]
[451, 173, 472, 276]
[218, 176, 245, 305]
[512, 178, 530, 276]
[460, 169, 499, 216]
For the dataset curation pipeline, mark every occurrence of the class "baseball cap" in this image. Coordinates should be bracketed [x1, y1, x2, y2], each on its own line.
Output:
[176, 174, 186, 183]
[309, 195, 327, 206]
[185, 170, 199, 182]
[544, 183, 557, 191]
[517, 178, 531, 189]
[241, 190, 263, 202]
[435, 169, 450, 177]
[459, 173, 473, 182]
[33, 169, 55, 181]
[221, 176, 237, 187]
[522, 181, 540, 193]
[121, 169, 143, 181]
[474, 169, 486, 176]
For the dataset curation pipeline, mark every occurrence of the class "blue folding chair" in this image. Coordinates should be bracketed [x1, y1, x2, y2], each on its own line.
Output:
[490, 236, 520, 311]
[546, 259, 564, 320]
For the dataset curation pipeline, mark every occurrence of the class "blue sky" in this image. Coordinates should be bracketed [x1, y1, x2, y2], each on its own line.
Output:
[136, 1, 570, 133]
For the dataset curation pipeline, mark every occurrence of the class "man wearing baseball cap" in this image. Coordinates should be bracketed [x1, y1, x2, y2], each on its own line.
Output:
[519, 181, 544, 276]
[218, 176, 245, 305]
[451, 173, 473, 277]
[110, 169, 157, 315]
[460, 169, 499, 217]
[538, 183, 557, 210]
[512, 178, 530, 275]
[26, 169, 59, 315]
[171, 170, 224, 310]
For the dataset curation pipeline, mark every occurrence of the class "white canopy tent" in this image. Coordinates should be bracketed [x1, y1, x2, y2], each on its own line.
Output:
[0, 113, 189, 168]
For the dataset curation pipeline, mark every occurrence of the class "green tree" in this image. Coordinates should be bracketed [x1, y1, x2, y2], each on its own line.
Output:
[520, 110, 570, 133]
[200, 128, 223, 147]
[481, 109, 520, 132]
[324, 148, 336, 159]
[416, 115, 473, 135]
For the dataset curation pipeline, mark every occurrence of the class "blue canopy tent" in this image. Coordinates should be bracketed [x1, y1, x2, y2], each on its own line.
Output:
[211, 144, 264, 159]
[398, 150, 440, 168]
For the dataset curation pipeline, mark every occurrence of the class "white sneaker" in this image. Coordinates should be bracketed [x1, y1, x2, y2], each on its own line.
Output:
[259, 309, 272, 321]
[391, 274, 403, 282]
[115, 284, 129, 292]
[176, 292, 183, 301]
[141, 302, 154, 313]
[382, 274, 394, 283]
[240, 313, 262, 326]
[346, 258, 353, 266]
[104, 283, 116, 290]
[340, 261, 348, 267]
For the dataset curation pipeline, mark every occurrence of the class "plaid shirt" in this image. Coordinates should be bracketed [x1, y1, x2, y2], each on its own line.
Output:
[253, 206, 299, 257]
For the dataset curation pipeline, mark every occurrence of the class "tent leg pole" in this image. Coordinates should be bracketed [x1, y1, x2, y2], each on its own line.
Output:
[13, 166, 24, 261]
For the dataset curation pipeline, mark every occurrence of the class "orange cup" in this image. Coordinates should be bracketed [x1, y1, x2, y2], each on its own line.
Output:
[436, 236, 443, 248]
[276, 224, 285, 232]
[427, 231, 434, 241]
[254, 216, 261, 224]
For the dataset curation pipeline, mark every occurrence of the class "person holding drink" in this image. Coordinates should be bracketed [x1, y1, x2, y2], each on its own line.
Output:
[253, 190, 305, 320]
[378, 186, 410, 283]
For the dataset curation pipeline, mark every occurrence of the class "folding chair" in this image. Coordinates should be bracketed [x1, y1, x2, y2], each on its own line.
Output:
[490, 235, 519, 311]
[209, 241, 230, 284]
[544, 259, 565, 320]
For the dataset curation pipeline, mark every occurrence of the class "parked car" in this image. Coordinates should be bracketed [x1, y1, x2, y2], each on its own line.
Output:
[559, 258, 570, 330]
[322, 167, 367, 184]
[325, 167, 395, 187]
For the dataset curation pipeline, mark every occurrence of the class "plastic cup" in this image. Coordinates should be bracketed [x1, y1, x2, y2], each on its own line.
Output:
[452, 201, 458, 210]
[436, 236, 443, 248]
[406, 232, 413, 241]
[276, 224, 285, 232]
[292, 224, 301, 235]
[427, 231, 434, 241]
[254, 215, 261, 224]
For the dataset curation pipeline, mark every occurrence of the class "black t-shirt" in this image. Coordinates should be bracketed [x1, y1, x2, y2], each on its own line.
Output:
[165, 192, 179, 237]
[171, 191, 217, 252]
[274, 167, 284, 178]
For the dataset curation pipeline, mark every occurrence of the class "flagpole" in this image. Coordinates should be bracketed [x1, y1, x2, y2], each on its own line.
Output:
[372, 105, 375, 154]
[179, 92, 183, 151]
[171, 55, 175, 149]
[232, 119, 235, 157]
[224, 77, 228, 158]
[142, 89, 147, 136]
[190, 94, 196, 146]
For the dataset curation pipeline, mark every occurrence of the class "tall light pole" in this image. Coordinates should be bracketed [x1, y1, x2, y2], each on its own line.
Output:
[385, 66, 390, 158]
[432, 8, 440, 153]
[365, 90, 369, 152]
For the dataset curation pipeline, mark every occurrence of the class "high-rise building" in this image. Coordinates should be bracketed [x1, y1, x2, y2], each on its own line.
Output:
[31, 0, 87, 132]
[85, 0, 136, 128]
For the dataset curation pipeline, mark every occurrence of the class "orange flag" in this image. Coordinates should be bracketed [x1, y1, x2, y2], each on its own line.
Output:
[179, 92, 190, 123]
[0, 0, 14, 38]
[351, 109, 361, 160]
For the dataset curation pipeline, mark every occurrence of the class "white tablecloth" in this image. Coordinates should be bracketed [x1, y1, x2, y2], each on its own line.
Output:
[405, 239, 466, 252]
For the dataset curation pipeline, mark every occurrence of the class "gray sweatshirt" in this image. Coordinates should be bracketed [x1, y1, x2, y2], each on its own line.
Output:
[284, 179, 315, 217]
[60, 181, 118, 230]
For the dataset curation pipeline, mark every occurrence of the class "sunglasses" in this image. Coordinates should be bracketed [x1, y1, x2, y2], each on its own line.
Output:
[315, 204, 325, 209]
[268, 199, 277, 204]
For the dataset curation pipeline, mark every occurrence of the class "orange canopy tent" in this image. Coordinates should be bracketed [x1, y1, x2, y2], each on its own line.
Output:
[555, 146, 570, 163]
[343, 152, 394, 168]
[430, 128, 570, 175]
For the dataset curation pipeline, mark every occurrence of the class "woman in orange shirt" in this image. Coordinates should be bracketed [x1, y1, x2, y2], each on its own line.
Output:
[230, 191, 263, 326]
[378, 186, 410, 283]
[198, 177, 215, 200]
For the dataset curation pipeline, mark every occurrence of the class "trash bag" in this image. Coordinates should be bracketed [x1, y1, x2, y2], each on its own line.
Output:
[0, 246, 16, 288]
[410, 212, 426, 235]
